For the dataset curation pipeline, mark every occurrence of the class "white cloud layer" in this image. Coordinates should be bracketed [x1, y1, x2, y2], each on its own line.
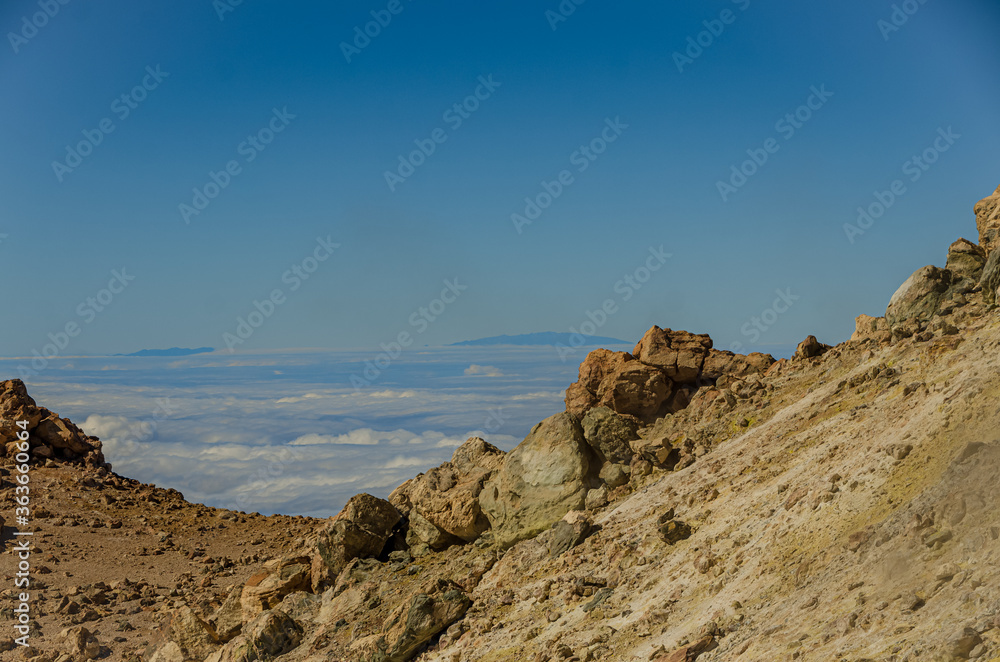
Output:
[8, 347, 572, 517]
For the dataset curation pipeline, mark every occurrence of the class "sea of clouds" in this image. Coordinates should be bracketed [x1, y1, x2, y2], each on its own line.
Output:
[1, 346, 613, 518]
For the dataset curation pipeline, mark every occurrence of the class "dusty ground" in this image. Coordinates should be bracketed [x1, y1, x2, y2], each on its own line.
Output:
[0, 470, 317, 661]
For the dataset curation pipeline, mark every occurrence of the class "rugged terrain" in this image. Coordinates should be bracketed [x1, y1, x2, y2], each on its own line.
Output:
[4, 184, 1000, 661]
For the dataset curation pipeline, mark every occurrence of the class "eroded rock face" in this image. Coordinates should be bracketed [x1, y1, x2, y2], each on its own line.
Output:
[975, 184, 1000, 254]
[363, 580, 471, 662]
[632, 327, 713, 382]
[389, 437, 504, 551]
[205, 609, 303, 662]
[310, 494, 401, 591]
[565, 349, 672, 421]
[885, 265, 954, 333]
[480, 413, 598, 549]
[581, 406, 639, 465]
[946, 237, 987, 281]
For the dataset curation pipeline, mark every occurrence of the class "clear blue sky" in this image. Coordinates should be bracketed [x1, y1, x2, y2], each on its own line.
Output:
[3, 0, 999, 357]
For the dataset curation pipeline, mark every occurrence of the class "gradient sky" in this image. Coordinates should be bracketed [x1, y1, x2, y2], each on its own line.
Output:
[3, 0, 1000, 357]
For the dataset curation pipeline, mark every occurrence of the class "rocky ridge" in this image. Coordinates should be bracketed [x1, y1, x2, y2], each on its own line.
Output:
[4, 183, 1000, 661]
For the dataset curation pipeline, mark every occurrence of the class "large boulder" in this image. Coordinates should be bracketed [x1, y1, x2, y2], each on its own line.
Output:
[205, 609, 304, 662]
[211, 586, 244, 643]
[632, 327, 713, 383]
[885, 265, 954, 332]
[580, 406, 639, 465]
[389, 437, 504, 550]
[146, 607, 219, 662]
[480, 413, 599, 549]
[240, 556, 311, 621]
[975, 183, 1000, 254]
[565, 348, 673, 422]
[365, 580, 471, 662]
[792, 335, 831, 361]
[946, 237, 987, 281]
[34, 415, 94, 455]
[309, 494, 401, 591]
[597, 361, 673, 421]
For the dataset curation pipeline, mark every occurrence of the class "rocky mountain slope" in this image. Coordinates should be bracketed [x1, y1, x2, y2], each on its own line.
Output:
[4, 183, 1000, 662]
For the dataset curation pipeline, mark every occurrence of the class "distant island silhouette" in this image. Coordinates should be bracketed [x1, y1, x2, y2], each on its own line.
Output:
[116, 347, 215, 357]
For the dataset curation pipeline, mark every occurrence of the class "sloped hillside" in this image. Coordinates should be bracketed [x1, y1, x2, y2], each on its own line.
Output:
[4, 184, 1000, 662]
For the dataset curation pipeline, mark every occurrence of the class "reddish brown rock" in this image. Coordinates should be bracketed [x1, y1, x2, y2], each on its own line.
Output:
[564, 349, 672, 422]
[389, 437, 505, 549]
[633, 326, 713, 383]
[792, 335, 831, 361]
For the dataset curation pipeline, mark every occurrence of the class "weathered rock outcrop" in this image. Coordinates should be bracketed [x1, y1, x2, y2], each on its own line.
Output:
[309, 493, 401, 592]
[792, 335, 831, 360]
[946, 237, 987, 280]
[0, 379, 106, 466]
[885, 265, 955, 335]
[389, 437, 504, 553]
[240, 556, 311, 621]
[580, 406, 639, 466]
[360, 580, 471, 662]
[479, 413, 599, 549]
[205, 609, 304, 662]
[564, 329, 774, 423]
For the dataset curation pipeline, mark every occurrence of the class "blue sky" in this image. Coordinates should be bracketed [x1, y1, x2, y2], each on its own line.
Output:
[3, 0, 1000, 357]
